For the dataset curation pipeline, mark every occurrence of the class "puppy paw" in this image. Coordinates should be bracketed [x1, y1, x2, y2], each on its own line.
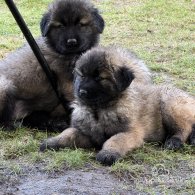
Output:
[189, 125, 195, 146]
[189, 137, 195, 146]
[1, 122, 15, 131]
[39, 138, 59, 152]
[96, 150, 121, 166]
[164, 137, 183, 150]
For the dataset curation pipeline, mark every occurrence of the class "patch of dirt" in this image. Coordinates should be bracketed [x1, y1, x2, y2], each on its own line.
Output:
[0, 165, 139, 195]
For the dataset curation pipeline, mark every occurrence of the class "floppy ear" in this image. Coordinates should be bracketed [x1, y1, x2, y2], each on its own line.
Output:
[92, 9, 105, 33]
[40, 12, 51, 37]
[115, 66, 134, 91]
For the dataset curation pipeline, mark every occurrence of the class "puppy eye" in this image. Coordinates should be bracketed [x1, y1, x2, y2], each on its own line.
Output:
[78, 23, 87, 27]
[95, 76, 102, 81]
[57, 23, 66, 28]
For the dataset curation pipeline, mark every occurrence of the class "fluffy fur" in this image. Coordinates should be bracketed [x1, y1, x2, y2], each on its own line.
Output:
[0, 0, 104, 130]
[40, 46, 180, 163]
[40, 46, 195, 165]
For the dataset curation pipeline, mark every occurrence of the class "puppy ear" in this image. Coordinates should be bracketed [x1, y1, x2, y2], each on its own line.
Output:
[40, 12, 51, 37]
[92, 9, 105, 33]
[115, 66, 134, 91]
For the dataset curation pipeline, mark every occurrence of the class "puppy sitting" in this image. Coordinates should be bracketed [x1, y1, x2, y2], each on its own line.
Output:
[40, 46, 195, 166]
[0, 0, 105, 130]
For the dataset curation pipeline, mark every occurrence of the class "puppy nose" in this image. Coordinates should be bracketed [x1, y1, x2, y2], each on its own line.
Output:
[67, 39, 77, 46]
[79, 89, 88, 96]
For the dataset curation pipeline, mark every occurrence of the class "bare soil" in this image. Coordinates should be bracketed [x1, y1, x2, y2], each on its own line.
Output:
[0, 163, 138, 195]
[1, 156, 195, 195]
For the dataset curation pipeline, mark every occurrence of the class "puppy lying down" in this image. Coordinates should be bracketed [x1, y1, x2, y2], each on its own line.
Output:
[40, 46, 195, 165]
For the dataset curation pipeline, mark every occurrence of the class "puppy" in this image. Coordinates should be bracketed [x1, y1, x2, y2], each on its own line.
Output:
[0, 0, 105, 130]
[41, 46, 194, 166]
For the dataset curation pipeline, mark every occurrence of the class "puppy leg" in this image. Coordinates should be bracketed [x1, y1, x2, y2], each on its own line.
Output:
[96, 130, 144, 166]
[0, 77, 16, 130]
[189, 124, 195, 145]
[165, 135, 184, 150]
[162, 97, 195, 149]
[22, 111, 69, 132]
[40, 127, 93, 151]
[164, 121, 194, 150]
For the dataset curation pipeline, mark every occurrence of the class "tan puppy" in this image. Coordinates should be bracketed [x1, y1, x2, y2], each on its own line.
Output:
[40, 46, 195, 166]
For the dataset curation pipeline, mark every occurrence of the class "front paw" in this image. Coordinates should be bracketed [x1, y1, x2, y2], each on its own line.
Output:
[96, 150, 121, 166]
[39, 138, 59, 152]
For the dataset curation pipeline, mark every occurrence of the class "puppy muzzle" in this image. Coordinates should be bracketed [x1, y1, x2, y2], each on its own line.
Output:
[66, 39, 78, 48]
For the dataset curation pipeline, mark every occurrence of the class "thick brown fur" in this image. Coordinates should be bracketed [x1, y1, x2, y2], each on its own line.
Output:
[40, 46, 195, 166]
[0, 0, 105, 130]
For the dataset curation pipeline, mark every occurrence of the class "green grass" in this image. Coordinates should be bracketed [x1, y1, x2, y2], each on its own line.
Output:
[0, 0, 51, 56]
[0, 0, 195, 194]
[101, 0, 195, 92]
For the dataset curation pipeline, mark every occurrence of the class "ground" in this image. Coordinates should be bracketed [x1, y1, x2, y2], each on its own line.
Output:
[0, 0, 195, 194]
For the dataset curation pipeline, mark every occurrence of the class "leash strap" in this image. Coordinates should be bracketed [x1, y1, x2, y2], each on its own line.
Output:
[4, 0, 70, 112]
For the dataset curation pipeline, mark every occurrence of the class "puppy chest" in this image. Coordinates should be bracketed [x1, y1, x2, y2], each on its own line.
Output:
[72, 108, 129, 141]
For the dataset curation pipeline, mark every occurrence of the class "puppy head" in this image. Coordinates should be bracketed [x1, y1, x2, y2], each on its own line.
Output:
[74, 47, 134, 107]
[40, 0, 105, 55]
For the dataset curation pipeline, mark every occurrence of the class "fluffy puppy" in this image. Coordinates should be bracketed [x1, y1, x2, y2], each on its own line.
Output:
[0, 0, 104, 130]
[40, 46, 195, 165]
[40, 46, 187, 164]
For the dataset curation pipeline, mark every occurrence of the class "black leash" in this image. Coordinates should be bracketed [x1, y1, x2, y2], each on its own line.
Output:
[4, 0, 70, 113]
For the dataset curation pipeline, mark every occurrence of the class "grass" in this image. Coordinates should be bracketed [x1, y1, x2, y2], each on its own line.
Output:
[0, 0, 195, 194]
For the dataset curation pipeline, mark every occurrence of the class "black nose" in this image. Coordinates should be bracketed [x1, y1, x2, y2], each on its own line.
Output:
[79, 89, 88, 97]
[66, 39, 78, 47]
